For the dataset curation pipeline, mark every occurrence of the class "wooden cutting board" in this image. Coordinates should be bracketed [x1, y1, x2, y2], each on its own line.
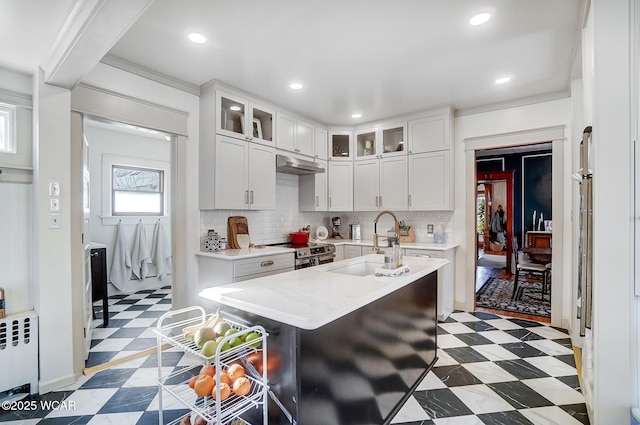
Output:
[227, 216, 250, 249]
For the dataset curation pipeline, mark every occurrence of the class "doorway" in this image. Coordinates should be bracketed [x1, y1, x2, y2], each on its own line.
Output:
[473, 146, 552, 322]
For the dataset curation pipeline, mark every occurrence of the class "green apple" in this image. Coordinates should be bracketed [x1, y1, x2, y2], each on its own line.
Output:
[228, 336, 243, 348]
[215, 336, 231, 352]
[244, 332, 261, 348]
[224, 328, 239, 337]
[194, 327, 216, 348]
[200, 339, 219, 358]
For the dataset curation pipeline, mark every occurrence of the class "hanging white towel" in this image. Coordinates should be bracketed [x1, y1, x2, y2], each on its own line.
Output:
[131, 221, 152, 279]
[110, 221, 132, 291]
[151, 221, 172, 280]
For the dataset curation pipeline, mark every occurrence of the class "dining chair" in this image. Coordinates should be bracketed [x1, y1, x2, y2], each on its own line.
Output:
[512, 237, 549, 301]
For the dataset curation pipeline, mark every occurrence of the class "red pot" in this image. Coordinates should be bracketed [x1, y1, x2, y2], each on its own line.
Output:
[290, 231, 310, 244]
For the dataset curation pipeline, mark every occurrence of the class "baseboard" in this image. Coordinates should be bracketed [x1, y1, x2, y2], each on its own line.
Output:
[38, 373, 76, 395]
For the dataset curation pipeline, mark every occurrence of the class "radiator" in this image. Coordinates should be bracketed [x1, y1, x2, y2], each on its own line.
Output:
[0, 311, 38, 394]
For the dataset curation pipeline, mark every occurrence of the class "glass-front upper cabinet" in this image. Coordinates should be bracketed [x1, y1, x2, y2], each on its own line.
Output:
[381, 122, 407, 156]
[216, 90, 274, 145]
[329, 131, 353, 160]
[355, 123, 407, 160]
[355, 129, 377, 160]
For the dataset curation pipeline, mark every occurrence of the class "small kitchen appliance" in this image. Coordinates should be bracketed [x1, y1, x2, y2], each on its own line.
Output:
[350, 223, 361, 241]
[331, 216, 343, 238]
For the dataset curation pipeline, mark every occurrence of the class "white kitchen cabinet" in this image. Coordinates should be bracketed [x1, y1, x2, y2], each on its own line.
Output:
[404, 248, 455, 320]
[299, 160, 327, 211]
[354, 128, 378, 160]
[354, 156, 407, 211]
[216, 89, 274, 145]
[329, 131, 353, 160]
[408, 151, 452, 211]
[276, 111, 296, 152]
[333, 245, 344, 262]
[214, 135, 276, 210]
[314, 127, 328, 160]
[344, 245, 362, 259]
[355, 123, 406, 161]
[328, 160, 353, 211]
[197, 250, 294, 288]
[276, 113, 315, 157]
[407, 112, 450, 154]
[296, 120, 315, 157]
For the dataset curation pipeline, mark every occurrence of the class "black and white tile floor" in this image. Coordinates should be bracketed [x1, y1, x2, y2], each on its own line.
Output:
[0, 288, 589, 425]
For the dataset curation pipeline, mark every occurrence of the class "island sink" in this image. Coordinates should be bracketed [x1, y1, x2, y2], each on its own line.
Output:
[322, 259, 383, 276]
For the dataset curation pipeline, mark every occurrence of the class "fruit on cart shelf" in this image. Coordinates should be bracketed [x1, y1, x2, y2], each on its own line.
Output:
[213, 320, 231, 336]
[194, 374, 215, 397]
[201, 339, 219, 358]
[194, 327, 216, 348]
[244, 332, 261, 348]
[232, 377, 251, 396]
[212, 382, 231, 400]
[181, 309, 224, 341]
[227, 364, 245, 382]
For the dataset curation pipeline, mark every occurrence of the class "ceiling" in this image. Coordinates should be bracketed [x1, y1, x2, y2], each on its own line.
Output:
[1, 0, 585, 126]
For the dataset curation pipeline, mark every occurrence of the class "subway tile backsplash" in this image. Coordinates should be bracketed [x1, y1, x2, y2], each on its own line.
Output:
[200, 173, 453, 247]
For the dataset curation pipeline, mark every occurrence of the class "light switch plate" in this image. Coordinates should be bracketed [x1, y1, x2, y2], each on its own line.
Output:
[427, 224, 434, 234]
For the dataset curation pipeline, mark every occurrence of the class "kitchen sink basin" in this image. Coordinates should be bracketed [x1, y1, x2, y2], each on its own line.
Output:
[323, 260, 383, 277]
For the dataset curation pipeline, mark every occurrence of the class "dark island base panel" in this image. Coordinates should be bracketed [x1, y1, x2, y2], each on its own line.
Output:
[211, 272, 438, 425]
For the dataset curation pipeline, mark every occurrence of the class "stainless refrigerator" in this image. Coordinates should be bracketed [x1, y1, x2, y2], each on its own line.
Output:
[577, 126, 593, 335]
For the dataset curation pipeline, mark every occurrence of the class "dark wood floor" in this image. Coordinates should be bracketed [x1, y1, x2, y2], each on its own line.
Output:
[474, 264, 551, 324]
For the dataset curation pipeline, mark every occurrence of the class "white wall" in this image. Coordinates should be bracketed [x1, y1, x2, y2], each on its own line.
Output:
[84, 121, 172, 294]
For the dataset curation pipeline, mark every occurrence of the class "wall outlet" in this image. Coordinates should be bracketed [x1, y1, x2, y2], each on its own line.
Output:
[49, 181, 60, 196]
[427, 224, 434, 234]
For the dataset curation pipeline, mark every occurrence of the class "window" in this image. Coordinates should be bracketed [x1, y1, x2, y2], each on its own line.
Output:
[0, 103, 16, 153]
[112, 165, 164, 216]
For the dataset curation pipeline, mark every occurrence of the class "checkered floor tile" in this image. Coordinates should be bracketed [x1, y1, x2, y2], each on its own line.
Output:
[0, 289, 589, 425]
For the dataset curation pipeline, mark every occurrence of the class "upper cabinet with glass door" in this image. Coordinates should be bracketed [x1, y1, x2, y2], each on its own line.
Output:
[355, 123, 407, 160]
[216, 90, 274, 146]
[329, 131, 353, 161]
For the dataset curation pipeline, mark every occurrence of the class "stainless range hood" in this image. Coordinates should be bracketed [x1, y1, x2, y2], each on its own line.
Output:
[276, 154, 325, 175]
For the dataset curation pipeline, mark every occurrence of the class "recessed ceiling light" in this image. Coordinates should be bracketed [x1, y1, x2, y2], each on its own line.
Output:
[495, 76, 511, 85]
[352, 113, 362, 118]
[289, 83, 303, 90]
[188, 32, 207, 44]
[469, 13, 491, 26]
[229, 105, 241, 111]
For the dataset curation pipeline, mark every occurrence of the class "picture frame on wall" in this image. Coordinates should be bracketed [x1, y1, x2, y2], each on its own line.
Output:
[252, 118, 263, 140]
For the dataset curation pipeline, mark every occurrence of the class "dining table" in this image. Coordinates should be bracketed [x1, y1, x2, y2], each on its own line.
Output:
[521, 246, 552, 264]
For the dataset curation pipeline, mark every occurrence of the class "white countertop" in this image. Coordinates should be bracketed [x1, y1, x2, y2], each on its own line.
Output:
[199, 254, 448, 330]
[195, 245, 295, 260]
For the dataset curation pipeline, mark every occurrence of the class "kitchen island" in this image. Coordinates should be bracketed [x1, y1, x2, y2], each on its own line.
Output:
[199, 254, 447, 424]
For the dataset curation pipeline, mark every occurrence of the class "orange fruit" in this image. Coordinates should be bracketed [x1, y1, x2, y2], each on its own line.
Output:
[212, 382, 231, 400]
[188, 375, 198, 389]
[193, 374, 215, 397]
[227, 364, 245, 382]
[232, 377, 251, 396]
[214, 370, 230, 386]
[200, 364, 215, 377]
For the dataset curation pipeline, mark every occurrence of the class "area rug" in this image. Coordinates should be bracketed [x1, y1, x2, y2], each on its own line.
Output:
[477, 253, 507, 269]
[476, 277, 551, 318]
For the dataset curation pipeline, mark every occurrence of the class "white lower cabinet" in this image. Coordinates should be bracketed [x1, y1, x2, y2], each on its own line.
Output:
[353, 156, 407, 211]
[328, 161, 353, 211]
[155, 306, 269, 425]
[333, 245, 344, 261]
[408, 151, 452, 211]
[197, 252, 295, 288]
[214, 135, 276, 210]
[404, 248, 454, 320]
[344, 245, 363, 259]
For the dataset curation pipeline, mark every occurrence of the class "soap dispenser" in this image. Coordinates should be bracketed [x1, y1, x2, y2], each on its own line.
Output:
[395, 237, 403, 267]
[384, 239, 394, 269]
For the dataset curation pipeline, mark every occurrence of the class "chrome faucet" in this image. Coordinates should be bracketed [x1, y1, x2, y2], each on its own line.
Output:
[372, 210, 401, 253]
